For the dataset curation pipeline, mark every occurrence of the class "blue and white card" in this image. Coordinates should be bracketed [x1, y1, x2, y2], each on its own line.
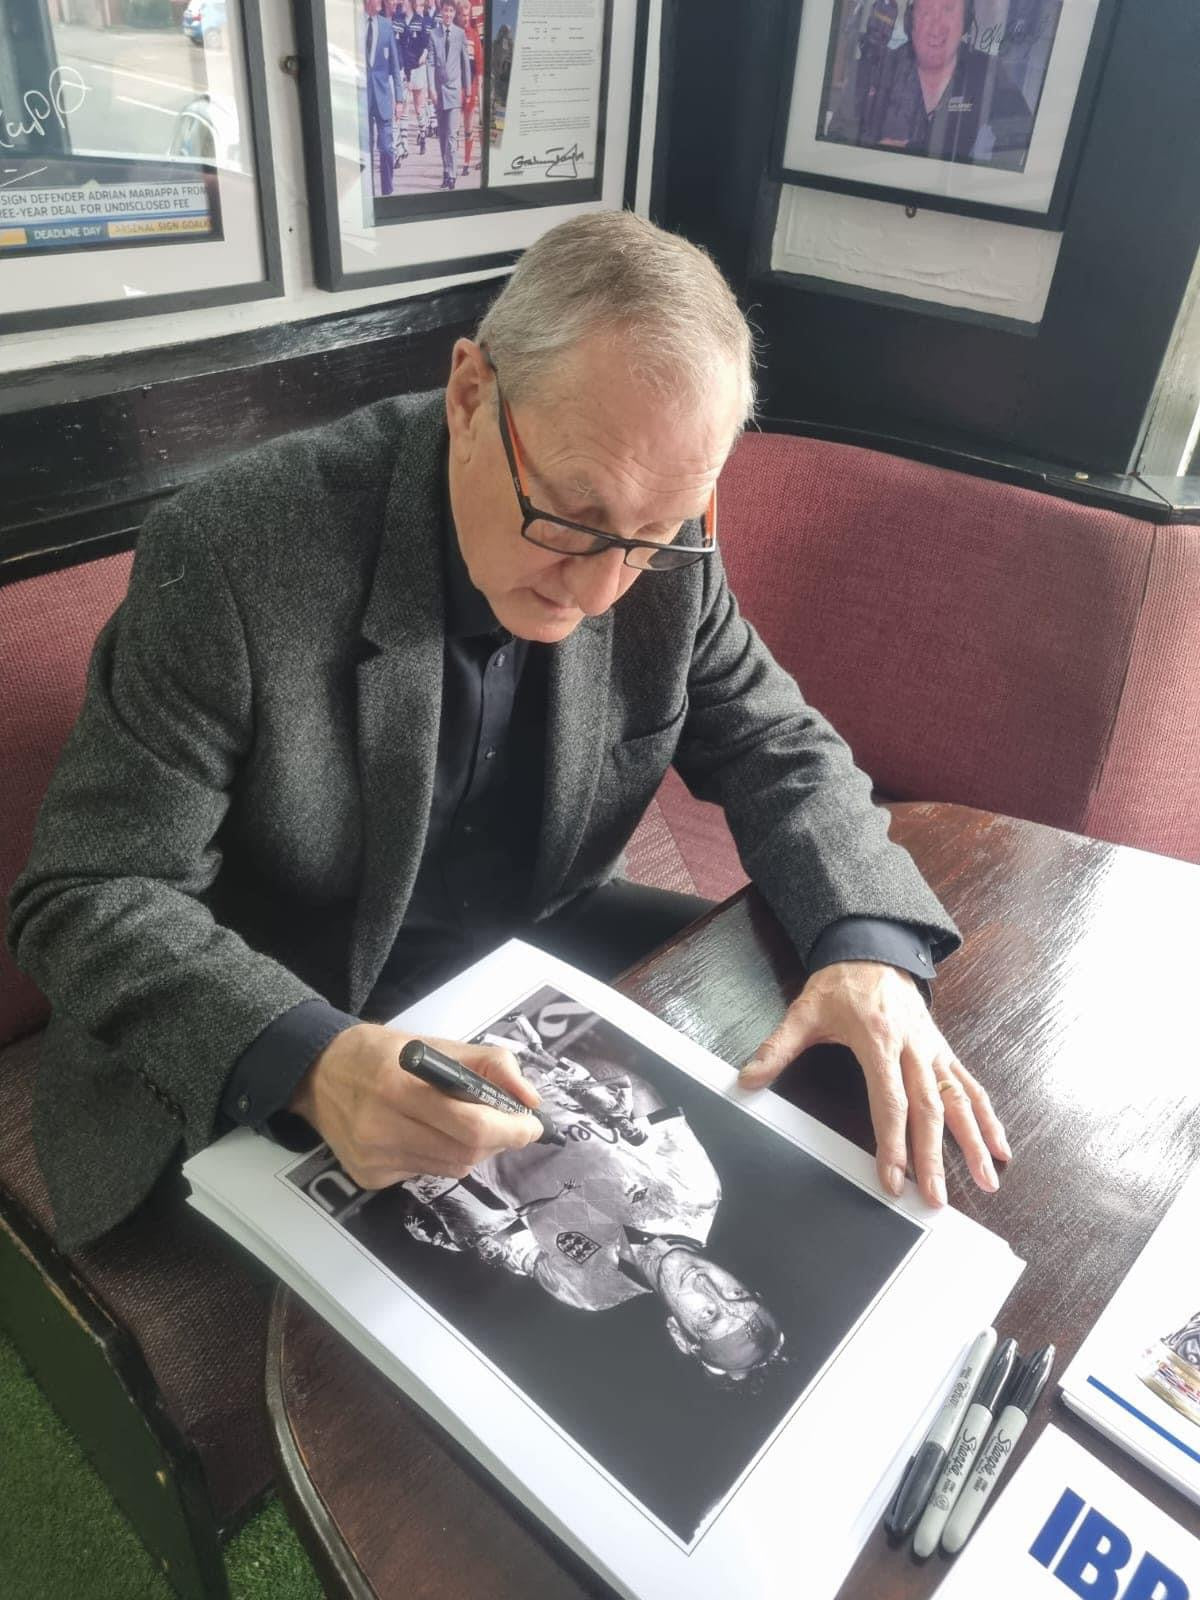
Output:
[934, 1426, 1198, 1599]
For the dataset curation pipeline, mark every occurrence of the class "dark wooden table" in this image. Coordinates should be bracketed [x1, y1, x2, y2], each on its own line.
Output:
[267, 802, 1200, 1600]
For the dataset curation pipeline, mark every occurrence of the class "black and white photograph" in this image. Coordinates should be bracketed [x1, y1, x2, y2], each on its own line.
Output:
[775, 0, 1114, 225]
[287, 984, 923, 1545]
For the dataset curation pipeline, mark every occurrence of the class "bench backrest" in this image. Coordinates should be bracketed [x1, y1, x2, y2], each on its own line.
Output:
[1, 554, 133, 1047]
[718, 432, 1200, 860]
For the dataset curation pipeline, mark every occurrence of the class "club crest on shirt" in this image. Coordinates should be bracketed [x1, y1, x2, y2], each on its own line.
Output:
[556, 1229, 600, 1263]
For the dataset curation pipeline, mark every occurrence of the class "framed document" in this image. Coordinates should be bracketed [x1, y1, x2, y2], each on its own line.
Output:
[772, 0, 1118, 228]
[294, 0, 652, 291]
[0, 0, 281, 334]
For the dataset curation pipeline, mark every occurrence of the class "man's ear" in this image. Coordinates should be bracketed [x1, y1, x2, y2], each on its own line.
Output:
[664, 1316, 697, 1359]
[445, 338, 492, 464]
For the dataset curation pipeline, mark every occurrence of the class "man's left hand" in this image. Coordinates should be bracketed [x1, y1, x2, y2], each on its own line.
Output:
[738, 962, 1011, 1208]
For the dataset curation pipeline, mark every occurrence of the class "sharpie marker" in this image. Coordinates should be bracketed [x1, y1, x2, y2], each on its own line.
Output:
[885, 1328, 998, 1538]
[942, 1344, 1056, 1555]
[399, 1039, 565, 1145]
[912, 1336, 1019, 1558]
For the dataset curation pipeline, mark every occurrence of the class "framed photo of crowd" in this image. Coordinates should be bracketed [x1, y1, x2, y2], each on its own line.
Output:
[773, 0, 1119, 228]
[294, 0, 654, 291]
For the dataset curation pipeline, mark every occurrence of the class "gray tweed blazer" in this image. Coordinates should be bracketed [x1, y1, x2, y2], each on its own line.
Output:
[9, 391, 958, 1248]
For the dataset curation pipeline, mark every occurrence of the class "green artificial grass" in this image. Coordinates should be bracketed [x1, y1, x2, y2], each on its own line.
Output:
[0, 1327, 325, 1600]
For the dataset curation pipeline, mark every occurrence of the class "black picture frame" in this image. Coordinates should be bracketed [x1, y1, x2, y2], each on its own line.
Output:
[292, 0, 651, 293]
[0, 0, 283, 337]
[769, 0, 1119, 231]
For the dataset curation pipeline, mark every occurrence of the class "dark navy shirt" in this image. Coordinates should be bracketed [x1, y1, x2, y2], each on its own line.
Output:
[392, 10, 429, 73]
[221, 508, 935, 1131]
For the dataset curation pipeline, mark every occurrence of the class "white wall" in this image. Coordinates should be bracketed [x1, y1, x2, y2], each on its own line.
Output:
[771, 183, 1062, 326]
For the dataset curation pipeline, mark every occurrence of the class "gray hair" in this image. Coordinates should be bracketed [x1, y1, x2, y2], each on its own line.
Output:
[476, 211, 756, 429]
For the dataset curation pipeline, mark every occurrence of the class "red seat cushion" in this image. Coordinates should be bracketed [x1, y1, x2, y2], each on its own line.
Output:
[0, 553, 133, 1047]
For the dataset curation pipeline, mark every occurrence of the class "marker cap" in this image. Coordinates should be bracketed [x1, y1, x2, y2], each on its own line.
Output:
[974, 1337, 1019, 1413]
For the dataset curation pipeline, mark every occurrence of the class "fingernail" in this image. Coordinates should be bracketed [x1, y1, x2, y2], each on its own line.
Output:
[887, 1165, 905, 1196]
[739, 1059, 764, 1083]
[997, 1128, 1012, 1161]
[931, 1175, 947, 1207]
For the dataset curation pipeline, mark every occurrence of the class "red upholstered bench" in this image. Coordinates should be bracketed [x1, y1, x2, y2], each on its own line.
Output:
[0, 554, 273, 1600]
[628, 431, 1200, 899]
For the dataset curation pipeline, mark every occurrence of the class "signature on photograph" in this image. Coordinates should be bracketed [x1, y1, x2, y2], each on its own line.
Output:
[505, 142, 586, 180]
[0, 67, 90, 152]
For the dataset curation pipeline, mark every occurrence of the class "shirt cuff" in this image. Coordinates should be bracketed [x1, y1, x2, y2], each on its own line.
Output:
[807, 917, 936, 993]
[221, 998, 359, 1130]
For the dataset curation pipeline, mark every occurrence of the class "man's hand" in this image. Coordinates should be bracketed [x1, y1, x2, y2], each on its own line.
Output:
[290, 1022, 545, 1190]
[738, 962, 1010, 1207]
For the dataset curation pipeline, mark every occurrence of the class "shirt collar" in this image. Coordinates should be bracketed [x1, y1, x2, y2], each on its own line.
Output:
[443, 469, 502, 638]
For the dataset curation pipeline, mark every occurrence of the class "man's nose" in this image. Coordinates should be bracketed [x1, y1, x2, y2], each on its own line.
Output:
[565, 547, 629, 617]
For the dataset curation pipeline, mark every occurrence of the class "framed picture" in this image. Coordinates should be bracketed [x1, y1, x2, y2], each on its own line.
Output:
[293, 0, 652, 291]
[772, 0, 1118, 228]
[0, 0, 282, 336]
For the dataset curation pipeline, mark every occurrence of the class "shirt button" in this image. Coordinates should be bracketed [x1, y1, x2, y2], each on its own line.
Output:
[463, 823, 475, 835]
[484, 747, 496, 760]
[917, 952, 928, 966]
[493, 652, 506, 668]
[237, 1095, 251, 1115]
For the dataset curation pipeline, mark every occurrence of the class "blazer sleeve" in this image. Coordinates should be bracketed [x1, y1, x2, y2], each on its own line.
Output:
[672, 549, 960, 965]
[7, 491, 322, 1156]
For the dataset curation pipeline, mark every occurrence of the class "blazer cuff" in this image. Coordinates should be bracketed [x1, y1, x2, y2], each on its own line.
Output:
[221, 998, 359, 1130]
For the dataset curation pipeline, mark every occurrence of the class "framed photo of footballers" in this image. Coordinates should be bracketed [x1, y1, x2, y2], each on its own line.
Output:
[771, 0, 1119, 228]
[292, 0, 659, 291]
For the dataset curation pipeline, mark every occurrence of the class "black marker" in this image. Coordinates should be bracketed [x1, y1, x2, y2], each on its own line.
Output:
[885, 1328, 998, 1538]
[912, 1336, 1019, 1558]
[399, 1038, 564, 1145]
[942, 1344, 1056, 1555]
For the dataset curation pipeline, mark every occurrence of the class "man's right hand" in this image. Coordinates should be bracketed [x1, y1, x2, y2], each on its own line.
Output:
[289, 1022, 545, 1190]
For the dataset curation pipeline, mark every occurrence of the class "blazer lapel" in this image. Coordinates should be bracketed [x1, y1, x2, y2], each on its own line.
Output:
[349, 411, 446, 1012]
[533, 610, 613, 907]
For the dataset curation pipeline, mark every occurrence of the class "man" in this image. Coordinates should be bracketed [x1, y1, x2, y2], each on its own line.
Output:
[828, 0, 1033, 168]
[9, 212, 1009, 1252]
[393, 0, 430, 157]
[364, 0, 405, 196]
[399, 1020, 784, 1381]
[455, 1, 483, 179]
[427, 0, 471, 190]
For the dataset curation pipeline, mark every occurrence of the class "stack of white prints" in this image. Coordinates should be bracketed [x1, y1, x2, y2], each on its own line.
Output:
[933, 1426, 1198, 1598]
[185, 941, 1023, 1600]
[1061, 1162, 1200, 1507]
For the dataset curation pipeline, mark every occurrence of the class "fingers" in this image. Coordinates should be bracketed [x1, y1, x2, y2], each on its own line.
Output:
[901, 1043, 946, 1207]
[859, 1043, 910, 1199]
[739, 996, 823, 1089]
[452, 1039, 542, 1109]
[934, 1056, 1003, 1193]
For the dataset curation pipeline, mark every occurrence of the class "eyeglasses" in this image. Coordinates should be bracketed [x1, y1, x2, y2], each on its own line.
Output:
[488, 359, 717, 573]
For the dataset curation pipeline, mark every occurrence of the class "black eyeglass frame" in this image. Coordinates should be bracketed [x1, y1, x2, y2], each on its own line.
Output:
[487, 358, 718, 573]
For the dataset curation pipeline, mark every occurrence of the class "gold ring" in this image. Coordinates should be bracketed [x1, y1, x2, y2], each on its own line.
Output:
[935, 1080, 956, 1095]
